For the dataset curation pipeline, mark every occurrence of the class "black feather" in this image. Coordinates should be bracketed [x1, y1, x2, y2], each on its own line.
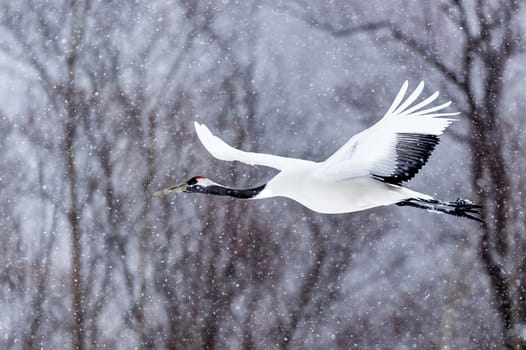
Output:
[373, 133, 439, 185]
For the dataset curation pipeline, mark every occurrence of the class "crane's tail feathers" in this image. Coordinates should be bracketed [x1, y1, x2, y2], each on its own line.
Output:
[397, 198, 483, 223]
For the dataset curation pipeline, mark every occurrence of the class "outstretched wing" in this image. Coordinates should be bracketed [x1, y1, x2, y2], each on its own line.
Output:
[320, 81, 458, 185]
[194, 122, 313, 170]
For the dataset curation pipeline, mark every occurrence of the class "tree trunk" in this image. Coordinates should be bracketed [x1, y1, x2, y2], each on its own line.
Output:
[65, 1, 91, 348]
[65, 55, 84, 350]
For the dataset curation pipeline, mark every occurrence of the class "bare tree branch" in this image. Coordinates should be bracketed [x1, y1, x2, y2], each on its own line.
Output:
[285, 1, 389, 37]
[390, 26, 464, 90]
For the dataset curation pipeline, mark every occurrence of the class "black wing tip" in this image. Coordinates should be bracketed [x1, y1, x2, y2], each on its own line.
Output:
[373, 133, 440, 185]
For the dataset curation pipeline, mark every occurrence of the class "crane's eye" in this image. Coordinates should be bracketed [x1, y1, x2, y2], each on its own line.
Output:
[187, 176, 205, 186]
[187, 177, 198, 185]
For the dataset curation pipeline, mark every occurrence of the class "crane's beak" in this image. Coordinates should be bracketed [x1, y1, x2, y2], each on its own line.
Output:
[153, 182, 187, 196]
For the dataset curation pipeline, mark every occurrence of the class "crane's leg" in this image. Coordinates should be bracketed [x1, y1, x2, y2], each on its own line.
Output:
[397, 198, 483, 223]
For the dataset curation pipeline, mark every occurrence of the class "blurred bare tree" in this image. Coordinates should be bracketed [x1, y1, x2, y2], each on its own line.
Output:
[390, 1, 525, 347]
[0, 0, 525, 349]
[292, 0, 526, 348]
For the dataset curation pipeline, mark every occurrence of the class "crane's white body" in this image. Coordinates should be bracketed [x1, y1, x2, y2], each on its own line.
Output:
[194, 81, 458, 214]
[259, 167, 430, 214]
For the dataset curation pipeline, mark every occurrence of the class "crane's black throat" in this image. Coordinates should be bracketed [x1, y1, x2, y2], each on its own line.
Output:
[188, 183, 266, 199]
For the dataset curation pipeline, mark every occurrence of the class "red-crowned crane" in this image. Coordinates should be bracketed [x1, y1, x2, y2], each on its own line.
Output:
[154, 81, 481, 222]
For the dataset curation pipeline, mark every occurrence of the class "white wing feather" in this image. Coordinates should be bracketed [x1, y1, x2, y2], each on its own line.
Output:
[320, 81, 459, 181]
[194, 81, 456, 181]
[194, 122, 312, 170]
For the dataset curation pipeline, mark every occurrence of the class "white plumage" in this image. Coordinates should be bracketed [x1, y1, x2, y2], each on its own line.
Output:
[156, 81, 481, 221]
[193, 81, 457, 214]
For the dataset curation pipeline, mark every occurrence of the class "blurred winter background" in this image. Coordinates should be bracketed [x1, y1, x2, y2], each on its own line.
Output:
[0, 0, 525, 349]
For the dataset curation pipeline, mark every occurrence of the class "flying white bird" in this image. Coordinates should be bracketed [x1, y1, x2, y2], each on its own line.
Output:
[154, 81, 481, 222]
